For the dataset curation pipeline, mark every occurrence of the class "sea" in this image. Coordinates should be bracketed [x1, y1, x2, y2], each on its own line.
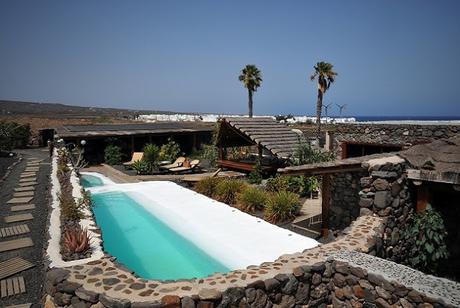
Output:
[353, 116, 460, 122]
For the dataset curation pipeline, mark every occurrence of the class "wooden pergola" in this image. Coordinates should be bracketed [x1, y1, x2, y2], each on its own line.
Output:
[278, 153, 396, 237]
[215, 117, 303, 173]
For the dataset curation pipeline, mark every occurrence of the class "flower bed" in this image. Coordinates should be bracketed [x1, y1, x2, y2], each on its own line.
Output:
[46, 148, 104, 267]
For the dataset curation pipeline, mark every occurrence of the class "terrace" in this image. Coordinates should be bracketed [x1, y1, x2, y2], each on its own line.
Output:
[1, 124, 460, 307]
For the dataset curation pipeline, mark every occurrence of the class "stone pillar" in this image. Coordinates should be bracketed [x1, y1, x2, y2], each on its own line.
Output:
[324, 131, 334, 152]
[321, 174, 331, 238]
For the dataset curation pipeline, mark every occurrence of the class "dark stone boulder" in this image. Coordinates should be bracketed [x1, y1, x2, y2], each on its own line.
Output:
[46, 268, 70, 285]
[373, 178, 389, 191]
[218, 287, 245, 307]
[295, 282, 310, 304]
[280, 274, 298, 295]
[54, 292, 72, 306]
[99, 294, 131, 308]
[181, 296, 196, 308]
[251, 289, 268, 308]
[264, 278, 280, 292]
[75, 287, 99, 303]
[374, 191, 391, 209]
[56, 281, 82, 294]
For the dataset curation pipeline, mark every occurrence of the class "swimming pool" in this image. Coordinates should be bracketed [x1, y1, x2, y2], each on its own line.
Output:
[81, 172, 319, 280]
[80, 174, 104, 188]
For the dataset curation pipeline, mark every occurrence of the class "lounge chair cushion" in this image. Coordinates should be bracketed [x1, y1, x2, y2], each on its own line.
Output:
[123, 152, 144, 166]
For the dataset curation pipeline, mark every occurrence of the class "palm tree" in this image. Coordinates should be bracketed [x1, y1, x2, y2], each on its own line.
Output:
[310, 61, 337, 139]
[239, 65, 262, 117]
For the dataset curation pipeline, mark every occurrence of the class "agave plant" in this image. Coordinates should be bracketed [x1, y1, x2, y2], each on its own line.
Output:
[63, 226, 91, 254]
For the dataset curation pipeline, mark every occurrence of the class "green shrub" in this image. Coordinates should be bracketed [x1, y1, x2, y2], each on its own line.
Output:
[159, 138, 181, 161]
[402, 205, 449, 273]
[265, 175, 319, 197]
[215, 179, 248, 204]
[264, 191, 300, 223]
[237, 186, 268, 213]
[200, 144, 218, 167]
[266, 176, 290, 193]
[248, 159, 263, 184]
[292, 142, 334, 166]
[0, 121, 30, 151]
[59, 193, 85, 222]
[195, 176, 223, 197]
[104, 145, 122, 165]
[57, 148, 70, 177]
[143, 143, 160, 170]
[132, 159, 150, 175]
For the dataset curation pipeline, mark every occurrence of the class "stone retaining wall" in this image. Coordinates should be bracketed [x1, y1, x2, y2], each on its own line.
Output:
[332, 123, 460, 158]
[44, 249, 460, 307]
[330, 171, 366, 230]
[358, 156, 414, 262]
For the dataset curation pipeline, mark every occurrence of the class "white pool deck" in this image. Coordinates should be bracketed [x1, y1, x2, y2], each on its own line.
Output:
[83, 172, 319, 270]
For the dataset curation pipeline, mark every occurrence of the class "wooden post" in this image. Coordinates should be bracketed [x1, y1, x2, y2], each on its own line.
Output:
[218, 146, 223, 160]
[341, 142, 347, 159]
[258, 143, 263, 159]
[416, 185, 430, 213]
[192, 133, 197, 151]
[321, 174, 331, 238]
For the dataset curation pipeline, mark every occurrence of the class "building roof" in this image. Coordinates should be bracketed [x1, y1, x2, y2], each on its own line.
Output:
[278, 152, 399, 175]
[400, 136, 460, 184]
[55, 122, 214, 138]
[216, 117, 303, 158]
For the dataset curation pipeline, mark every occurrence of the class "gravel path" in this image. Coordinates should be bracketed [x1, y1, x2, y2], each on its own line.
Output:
[0, 148, 51, 307]
[0, 156, 19, 178]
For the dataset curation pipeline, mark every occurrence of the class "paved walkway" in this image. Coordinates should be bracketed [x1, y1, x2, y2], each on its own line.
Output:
[0, 148, 51, 307]
[83, 164, 246, 183]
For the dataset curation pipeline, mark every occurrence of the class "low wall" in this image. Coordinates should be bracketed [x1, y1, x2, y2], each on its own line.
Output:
[335, 122, 459, 144]
[44, 249, 460, 308]
[333, 123, 460, 158]
[297, 122, 460, 158]
[44, 215, 386, 307]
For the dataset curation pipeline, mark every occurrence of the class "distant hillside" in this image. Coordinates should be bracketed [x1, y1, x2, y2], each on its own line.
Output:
[0, 100, 178, 118]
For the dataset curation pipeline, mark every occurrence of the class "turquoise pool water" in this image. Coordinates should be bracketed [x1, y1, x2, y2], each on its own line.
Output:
[89, 189, 230, 280]
[80, 174, 104, 187]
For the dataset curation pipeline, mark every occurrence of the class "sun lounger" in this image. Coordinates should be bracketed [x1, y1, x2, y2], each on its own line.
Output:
[160, 157, 186, 170]
[168, 159, 200, 173]
[123, 152, 144, 168]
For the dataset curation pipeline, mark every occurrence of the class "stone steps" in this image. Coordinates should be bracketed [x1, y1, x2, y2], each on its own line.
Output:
[4, 214, 34, 223]
[0, 225, 30, 238]
[0, 237, 34, 253]
[11, 205, 35, 212]
[0, 257, 34, 280]
[0, 276, 26, 298]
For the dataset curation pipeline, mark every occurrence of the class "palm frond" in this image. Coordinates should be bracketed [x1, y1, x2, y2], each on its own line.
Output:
[238, 64, 263, 91]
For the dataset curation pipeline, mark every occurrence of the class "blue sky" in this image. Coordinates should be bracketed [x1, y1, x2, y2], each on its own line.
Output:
[0, 1, 459, 116]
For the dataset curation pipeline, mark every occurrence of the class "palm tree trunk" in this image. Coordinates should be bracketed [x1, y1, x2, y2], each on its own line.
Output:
[316, 89, 323, 140]
[248, 90, 253, 118]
